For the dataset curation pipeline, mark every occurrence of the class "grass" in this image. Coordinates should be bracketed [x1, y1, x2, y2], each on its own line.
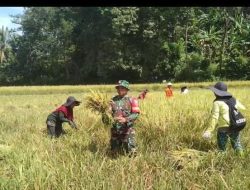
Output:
[0, 82, 250, 189]
[0, 80, 250, 95]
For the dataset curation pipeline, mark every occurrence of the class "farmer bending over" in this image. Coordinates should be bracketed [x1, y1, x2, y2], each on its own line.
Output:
[181, 86, 189, 94]
[46, 96, 81, 138]
[203, 82, 246, 155]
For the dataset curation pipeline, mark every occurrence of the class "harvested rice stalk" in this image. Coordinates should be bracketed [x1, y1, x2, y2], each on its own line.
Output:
[168, 148, 207, 170]
[85, 90, 110, 114]
[101, 112, 113, 125]
[85, 90, 114, 125]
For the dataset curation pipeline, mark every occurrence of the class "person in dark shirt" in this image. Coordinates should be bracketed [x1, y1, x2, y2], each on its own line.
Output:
[46, 96, 81, 138]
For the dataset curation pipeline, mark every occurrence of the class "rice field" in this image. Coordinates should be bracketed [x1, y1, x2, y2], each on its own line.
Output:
[0, 82, 250, 189]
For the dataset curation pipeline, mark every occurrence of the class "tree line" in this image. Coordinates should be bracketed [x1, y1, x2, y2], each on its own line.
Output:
[1, 7, 250, 85]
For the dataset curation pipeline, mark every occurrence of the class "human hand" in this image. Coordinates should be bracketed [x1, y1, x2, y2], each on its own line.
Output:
[108, 101, 115, 113]
[109, 100, 115, 107]
[202, 131, 212, 139]
[115, 116, 127, 123]
[69, 121, 77, 129]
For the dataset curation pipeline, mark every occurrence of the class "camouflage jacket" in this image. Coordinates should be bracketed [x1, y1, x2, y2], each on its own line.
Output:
[111, 95, 140, 128]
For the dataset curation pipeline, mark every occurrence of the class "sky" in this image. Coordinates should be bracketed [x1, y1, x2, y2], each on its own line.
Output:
[0, 7, 24, 33]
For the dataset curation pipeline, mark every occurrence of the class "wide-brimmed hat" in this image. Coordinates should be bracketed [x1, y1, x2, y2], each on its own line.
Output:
[115, 80, 130, 90]
[209, 82, 232, 97]
[167, 82, 172, 86]
[63, 96, 81, 107]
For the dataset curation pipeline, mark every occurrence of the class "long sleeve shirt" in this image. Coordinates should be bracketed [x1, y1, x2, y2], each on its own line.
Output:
[111, 95, 140, 128]
[126, 113, 139, 126]
[206, 99, 246, 133]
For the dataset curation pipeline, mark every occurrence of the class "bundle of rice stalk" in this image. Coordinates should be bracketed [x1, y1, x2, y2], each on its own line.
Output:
[168, 148, 207, 170]
[85, 90, 110, 114]
[85, 90, 113, 125]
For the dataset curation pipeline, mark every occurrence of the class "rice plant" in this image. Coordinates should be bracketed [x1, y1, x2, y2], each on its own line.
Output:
[0, 83, 249, 189]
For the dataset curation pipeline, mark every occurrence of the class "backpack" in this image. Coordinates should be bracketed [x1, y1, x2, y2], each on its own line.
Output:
[221, 98, 246, 132]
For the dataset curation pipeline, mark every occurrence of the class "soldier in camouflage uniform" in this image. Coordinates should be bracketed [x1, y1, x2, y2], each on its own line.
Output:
[109, 80, 140, 155]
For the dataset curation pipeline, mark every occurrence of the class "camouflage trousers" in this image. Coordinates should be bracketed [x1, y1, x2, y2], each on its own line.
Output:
[217, 127, 243, 152]
[110, 126, 136, 154]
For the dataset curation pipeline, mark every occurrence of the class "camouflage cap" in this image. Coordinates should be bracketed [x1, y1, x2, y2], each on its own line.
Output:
[115, 80, 130, 90]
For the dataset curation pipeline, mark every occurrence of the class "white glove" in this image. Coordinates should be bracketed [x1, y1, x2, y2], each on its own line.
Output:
[202, 131, 212, 139]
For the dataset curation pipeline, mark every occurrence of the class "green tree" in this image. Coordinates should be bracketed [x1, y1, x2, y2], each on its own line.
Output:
[0, 26, 9, 63]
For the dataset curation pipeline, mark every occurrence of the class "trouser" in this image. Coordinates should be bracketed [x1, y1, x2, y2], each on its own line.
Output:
[47, 120, 63, 138]
[110, 126, 136, 154]
[217, 127, 243, 151]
